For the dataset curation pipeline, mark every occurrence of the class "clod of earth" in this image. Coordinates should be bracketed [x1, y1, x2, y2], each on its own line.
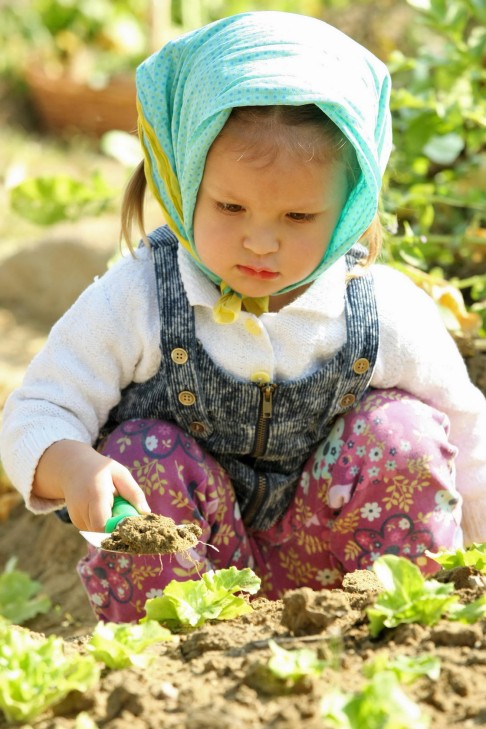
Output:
[101, 513, 202, 554]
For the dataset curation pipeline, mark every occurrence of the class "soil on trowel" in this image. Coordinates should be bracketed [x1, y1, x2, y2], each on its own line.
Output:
[101, 513, 202, 554]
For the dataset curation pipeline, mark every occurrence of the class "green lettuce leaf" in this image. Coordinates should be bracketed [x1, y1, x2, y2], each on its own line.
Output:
[87, 620, 174, 668]
[427, 542, 486, 573]
[0, 623, 100, 722]
[142, 567, 261, 630]
[267, 639, 327, 681]
[10, 172, 115, 225]
[367, 555, 458, 637]
[321, 671, 430, 728]
[0, 557, 51, 624]
[364, 653, 441, 683]
[447, 595, 486, 624]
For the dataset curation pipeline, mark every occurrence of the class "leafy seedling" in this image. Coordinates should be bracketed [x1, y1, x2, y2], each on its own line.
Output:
[267, 639, 327, 681]
[447, 595, 486, 624]
[245, 639, 328, 696]
[363, 652, 441, 684]
[142, 566, 261, 630]
[0, 623, 100, 722]
[87, 619, 174, 669]
[321, 670, 430, 728]
[427, 542, 486, 573]
[0, 557, 51, 624]
[367, 555, 458, 637]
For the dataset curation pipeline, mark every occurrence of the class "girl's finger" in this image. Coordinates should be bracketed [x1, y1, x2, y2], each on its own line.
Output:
[110, 460, 151, 515]
[87, 487, 114, 532]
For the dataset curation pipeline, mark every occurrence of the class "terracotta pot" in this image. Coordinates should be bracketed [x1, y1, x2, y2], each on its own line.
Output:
[26, 65, 138, 137]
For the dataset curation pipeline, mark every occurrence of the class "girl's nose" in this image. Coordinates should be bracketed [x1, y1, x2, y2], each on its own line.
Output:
[242, 226, 279, 255]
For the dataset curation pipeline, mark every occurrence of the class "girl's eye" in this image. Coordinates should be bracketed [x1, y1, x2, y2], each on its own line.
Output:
[216, 202, 243, 213]
[287, 212, 317, 222]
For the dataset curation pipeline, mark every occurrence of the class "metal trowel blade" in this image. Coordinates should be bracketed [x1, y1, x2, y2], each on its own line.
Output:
[79, 530, 113, 548]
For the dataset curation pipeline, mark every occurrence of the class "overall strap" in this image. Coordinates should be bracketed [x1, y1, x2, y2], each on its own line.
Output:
[149, 226, 214, 439]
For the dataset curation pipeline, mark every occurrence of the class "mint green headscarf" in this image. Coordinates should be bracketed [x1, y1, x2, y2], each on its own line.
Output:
[136, 11, 392, 322]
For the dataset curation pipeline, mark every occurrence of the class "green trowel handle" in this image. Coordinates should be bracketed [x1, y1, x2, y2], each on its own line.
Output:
[104, 495, 139, 533]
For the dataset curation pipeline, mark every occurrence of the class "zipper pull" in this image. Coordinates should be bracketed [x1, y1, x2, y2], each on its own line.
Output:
[261, 384, 274, 418]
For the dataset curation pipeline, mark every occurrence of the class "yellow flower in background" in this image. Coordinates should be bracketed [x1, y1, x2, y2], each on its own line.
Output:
[394, 263, 482, 336]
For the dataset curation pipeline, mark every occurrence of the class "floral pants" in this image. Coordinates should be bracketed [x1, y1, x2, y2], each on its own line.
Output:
[78, 389, 462, 622]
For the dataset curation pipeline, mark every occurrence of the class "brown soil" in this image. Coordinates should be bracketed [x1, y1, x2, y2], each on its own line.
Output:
[2, 505, 486, 729]
[101, 513, 202, 554]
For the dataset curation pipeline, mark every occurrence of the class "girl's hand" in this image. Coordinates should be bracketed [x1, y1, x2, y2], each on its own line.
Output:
[33, 440, 151, 532]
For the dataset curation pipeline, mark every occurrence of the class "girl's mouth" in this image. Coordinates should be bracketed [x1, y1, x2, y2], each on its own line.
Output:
[237, 265, 279, 280]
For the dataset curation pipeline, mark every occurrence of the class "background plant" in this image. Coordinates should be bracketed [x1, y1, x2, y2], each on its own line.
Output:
[0, 0, 150, 85]
[1, 0, 484, 337]
[382, 0, 486, 335]
[0, 558, 51, 625]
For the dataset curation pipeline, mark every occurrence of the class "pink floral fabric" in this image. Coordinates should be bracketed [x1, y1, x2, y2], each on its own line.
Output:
[78, 389, 462, 621]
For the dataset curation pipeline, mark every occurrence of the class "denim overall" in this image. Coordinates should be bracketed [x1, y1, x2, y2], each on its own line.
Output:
[106, 225, 379, 530]
[79, 225, 462, 621]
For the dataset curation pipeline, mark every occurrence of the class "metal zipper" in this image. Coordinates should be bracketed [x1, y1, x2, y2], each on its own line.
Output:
[252, 383, 276, 458]
[243, 473, 268, 527]
[243, 383, 277, 526]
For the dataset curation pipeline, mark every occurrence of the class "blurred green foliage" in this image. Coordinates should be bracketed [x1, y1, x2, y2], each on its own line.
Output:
[1, 0, 484, 335]
[382, 0, 486, 334]
[0, 0, 149, 85]
[0, 0, 346, 83]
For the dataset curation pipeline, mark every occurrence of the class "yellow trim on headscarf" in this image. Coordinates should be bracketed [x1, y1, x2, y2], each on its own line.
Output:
[137, 100, 183, 220]
[137, 104, 194, 257]
[138, 104, 270, 324]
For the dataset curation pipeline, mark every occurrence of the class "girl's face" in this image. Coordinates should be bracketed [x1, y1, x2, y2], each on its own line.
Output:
[193, 120, 349, 311]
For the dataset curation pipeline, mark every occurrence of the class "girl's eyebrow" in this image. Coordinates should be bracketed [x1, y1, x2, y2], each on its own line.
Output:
[203, 181, 240, 199]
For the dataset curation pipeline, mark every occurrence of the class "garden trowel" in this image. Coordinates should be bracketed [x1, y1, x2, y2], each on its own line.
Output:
[80, 495, 139, 548]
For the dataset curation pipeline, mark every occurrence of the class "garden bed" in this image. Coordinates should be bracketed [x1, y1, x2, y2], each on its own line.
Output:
[1, 507, 486, 728]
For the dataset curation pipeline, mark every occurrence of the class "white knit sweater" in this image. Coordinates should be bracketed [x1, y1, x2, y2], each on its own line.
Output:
[1, 245, 485, 544]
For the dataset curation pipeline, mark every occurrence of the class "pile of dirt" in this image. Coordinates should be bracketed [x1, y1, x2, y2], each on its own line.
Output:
[101, 513, 202, 554]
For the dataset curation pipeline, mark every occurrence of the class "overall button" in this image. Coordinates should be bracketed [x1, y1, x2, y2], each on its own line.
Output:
[250, 370, 271, 384]
[353, 357, 370, 375]
[171, 348, 189, 364]
[178, 390, 196, 406]
[339, 393, 356, 408]
[189, 421, 206, 435]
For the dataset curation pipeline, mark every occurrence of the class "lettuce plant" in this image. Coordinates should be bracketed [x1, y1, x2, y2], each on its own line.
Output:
[321, 671, 430, 729]
[367, 555, 458, 637]
[0, 623, 99, 722]
[427, 542, 486, 573]
[368, 555, 486, 636]
[142, 567, 261, 630]
[447, 595, 486, 624]
[363, 653, 441, 684]
[267, 639, 327, 682]
[87, 620, 174, 668]
[0, 557, 51, 625]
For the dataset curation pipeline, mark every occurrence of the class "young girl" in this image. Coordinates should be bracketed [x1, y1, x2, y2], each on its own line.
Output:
[1, 12, 485, 622]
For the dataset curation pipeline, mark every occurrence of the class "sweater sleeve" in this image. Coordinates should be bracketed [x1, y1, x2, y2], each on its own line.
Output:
[371, 265, 486, 545]
[0, 247, 162, 514]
